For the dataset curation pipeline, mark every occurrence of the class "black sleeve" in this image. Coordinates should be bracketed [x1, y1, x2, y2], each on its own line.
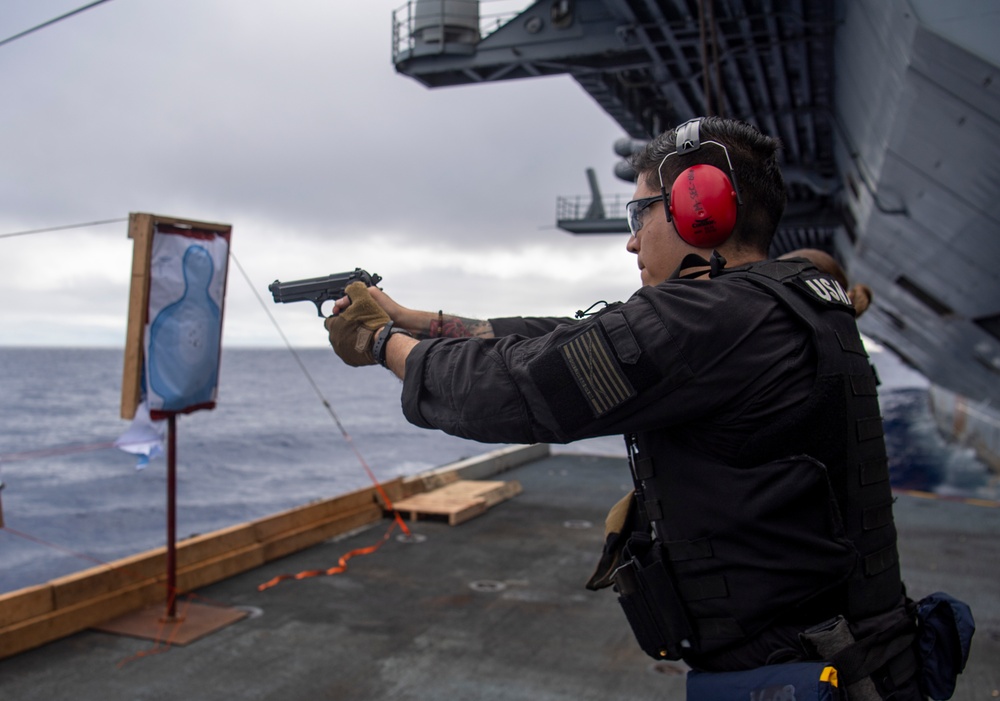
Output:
[489, 316, 576, 338]
[401, 298, 695, 445]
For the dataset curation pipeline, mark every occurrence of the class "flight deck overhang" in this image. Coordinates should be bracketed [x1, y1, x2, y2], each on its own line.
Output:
[390, 0, 1000, 404]
[394, 2, 627, 83]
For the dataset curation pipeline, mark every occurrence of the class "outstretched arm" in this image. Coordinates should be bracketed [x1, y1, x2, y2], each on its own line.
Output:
[327, 285, 496, 380]
[382, 330, 419, 380]
[331, 287, 495, 339]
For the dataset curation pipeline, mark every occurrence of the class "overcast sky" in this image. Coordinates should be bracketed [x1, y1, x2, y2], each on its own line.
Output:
[0, 0, 640, 348]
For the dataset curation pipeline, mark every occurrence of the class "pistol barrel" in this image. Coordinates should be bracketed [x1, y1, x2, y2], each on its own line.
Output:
[268, 269, 382, 316]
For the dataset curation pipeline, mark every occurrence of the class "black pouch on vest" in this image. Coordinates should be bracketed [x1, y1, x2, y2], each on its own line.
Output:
[613, 534, 695, 660]
[914, 592, 974, 700]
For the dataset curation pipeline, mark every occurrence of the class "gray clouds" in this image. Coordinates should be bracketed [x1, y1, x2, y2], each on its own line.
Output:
[1, 1, 639, 347]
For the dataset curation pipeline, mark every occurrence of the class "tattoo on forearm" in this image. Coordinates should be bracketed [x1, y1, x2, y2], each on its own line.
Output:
[426, 315, 494, 339]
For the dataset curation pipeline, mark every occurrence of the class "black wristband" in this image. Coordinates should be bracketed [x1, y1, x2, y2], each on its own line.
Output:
[372, 321, 413, 367]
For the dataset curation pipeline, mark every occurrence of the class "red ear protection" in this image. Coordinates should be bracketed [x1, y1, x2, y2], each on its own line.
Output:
[658, 118, 742, 249]
[668, 163, 739, 248]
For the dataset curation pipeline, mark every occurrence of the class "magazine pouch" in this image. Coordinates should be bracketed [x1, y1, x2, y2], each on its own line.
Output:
[613, 533, 695, 660]
[686, 662, 845, 701]
[914, 592, 975, 700]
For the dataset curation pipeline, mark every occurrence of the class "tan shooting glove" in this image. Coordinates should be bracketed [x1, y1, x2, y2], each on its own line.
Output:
[325, 281, 391, 366]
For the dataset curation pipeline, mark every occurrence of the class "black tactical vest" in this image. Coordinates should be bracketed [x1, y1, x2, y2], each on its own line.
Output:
[627, 258, 903, 655]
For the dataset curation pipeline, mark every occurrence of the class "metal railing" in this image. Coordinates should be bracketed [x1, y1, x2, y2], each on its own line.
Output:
[392, 0, 528, 61]
[555, 193, 631, 235]
[556, 193, 631, 221]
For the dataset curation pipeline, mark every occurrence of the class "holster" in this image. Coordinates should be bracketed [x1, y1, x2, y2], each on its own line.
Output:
[613, 532, 696, 661]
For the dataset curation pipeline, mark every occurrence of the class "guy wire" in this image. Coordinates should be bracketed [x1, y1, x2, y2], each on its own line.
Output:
[228, 252, 411, 536]
[0, 217, 128, 239]
[0, 0, 118, 50]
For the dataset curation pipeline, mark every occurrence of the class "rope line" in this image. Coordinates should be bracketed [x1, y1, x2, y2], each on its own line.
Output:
[0, 525, 113, 569]
[229, 251, 412, 537]
[0, 440, 117, 463]
[0, 0, 119, 50]
[0, 217, 128, 239]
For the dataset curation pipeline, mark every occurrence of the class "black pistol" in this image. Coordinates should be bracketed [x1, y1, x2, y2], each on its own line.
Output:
[268, 268, 382, 317]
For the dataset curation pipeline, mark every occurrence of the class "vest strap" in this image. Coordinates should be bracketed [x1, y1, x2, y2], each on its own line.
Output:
[837, 329, 868, 355]
[864, 545, 898, 577]
[850, 374, 879, 397]
[859, 457, 889, 485]
[863, 503, 894, 531]
[643, 498, 664, 521]
[634, 456, 655, 480]
[856, 417, 885, 442]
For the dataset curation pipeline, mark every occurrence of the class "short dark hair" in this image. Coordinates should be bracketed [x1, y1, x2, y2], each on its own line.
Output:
[629, 117, 786, 253]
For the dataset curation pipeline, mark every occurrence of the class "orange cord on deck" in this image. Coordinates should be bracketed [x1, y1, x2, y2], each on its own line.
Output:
[257, 518, 399, 591]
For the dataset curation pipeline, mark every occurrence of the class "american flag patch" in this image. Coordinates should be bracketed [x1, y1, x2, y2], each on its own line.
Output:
[560, 327, 635, 417]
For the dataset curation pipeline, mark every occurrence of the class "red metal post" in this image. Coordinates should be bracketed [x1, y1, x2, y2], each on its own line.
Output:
[166, 413, 177, 620]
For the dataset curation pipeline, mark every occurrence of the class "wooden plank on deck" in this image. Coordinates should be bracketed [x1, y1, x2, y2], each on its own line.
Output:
[392, 480, 522, 525]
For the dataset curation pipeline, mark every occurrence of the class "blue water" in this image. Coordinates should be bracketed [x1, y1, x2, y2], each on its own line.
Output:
[0, 346, 994, 594]
[0, 347, 503, 593]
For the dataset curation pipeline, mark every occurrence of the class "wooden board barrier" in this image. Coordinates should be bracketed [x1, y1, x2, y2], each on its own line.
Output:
[0, 483, 386, 660]
[0, 447, 544, 660]
[0, 584, 53, 629]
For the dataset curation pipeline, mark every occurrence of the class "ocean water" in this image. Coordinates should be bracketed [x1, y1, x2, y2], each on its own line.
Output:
[0, 346, 995, 594]
[0, 347, 513, 594]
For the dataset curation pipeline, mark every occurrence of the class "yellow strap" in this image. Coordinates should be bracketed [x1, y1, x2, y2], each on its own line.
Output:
[820, 665, 839, 688]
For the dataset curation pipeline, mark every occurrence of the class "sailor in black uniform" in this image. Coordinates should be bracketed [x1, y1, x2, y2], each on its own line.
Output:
[325, 117, 923, 700]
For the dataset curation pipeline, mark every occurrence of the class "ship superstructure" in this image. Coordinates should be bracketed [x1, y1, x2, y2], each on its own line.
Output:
[391, 0, 1000, 409]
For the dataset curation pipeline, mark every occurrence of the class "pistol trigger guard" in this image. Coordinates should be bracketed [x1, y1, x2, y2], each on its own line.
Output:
[315, 295, 338, 318]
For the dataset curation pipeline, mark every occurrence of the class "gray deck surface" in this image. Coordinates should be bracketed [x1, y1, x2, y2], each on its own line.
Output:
[0, 453, 997, 700]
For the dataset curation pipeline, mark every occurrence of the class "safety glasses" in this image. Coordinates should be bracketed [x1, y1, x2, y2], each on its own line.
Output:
[625, 195, 664, 237]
